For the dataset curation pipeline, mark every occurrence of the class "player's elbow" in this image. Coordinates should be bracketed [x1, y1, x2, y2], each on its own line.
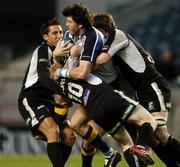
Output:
[96, 57, 105, 65]
[96, 53, 110, 65]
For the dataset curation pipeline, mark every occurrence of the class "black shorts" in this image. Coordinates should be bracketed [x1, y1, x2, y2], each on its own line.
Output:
[18, 96, 67, 135]
[88, 89, 137, 134]
[136, 76, 171, 113]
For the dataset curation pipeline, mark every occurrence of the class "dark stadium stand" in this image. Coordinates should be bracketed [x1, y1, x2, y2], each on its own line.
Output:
[127, 5, 180, 82]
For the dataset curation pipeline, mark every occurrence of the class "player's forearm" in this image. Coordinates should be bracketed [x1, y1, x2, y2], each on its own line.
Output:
[96, 52, 111, 65]
[69, 67, 90, 80]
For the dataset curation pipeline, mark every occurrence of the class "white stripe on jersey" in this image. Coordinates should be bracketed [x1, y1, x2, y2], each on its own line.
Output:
[23, 98, 39, 126]
[114, 90, 139, 106]
[90, 28, 99, 62]
[24, 45, 52, 89]
[151, 82, 166, 111]
[25, 47, 39, 88]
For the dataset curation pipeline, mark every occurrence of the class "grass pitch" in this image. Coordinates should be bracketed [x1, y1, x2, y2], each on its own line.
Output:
[0, 153, 166, 167]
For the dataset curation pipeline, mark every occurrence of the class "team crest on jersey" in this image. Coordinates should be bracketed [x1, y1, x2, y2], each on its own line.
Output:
[148, 101, 155, 111]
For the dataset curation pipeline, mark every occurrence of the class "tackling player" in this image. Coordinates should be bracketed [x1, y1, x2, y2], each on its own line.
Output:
[18, 18, 75, 167]
[94, 13, 180, 167]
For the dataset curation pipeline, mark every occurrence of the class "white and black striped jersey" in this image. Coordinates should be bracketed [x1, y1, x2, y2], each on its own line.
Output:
[104, 29, 162, 90]
[18, 42, 64, 100]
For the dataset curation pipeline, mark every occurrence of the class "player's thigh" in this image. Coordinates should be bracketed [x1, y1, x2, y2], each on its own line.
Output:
[127, 104, 156, 129]
[18, 97, 58, 140]
[70, 104, 89, 129]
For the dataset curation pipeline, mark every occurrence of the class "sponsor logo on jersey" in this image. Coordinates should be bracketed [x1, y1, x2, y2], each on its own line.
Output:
[122, 104, 134, 121]
[148, 101, 155, 111]
[39, 58, 48, 62]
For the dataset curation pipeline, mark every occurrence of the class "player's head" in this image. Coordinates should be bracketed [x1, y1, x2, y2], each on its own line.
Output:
[40, 17, 63, 46]
[93, 13, 117, 34]
[63, 3, 92, 35]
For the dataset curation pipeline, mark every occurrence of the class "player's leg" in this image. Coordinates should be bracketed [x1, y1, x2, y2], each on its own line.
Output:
[126, 104, 157, 147]
[81, 120, 103, 167]
[18, 97, 64, 167]
[90, 90, 155, 165]
[124, 105, 156, 165]
[81, 120, 121, 167]
[38, 117, 65, 167]
[111, 125, 139, 167]
[60, 120, 76, 163]
[114, 90, 156, 147]
[151, 112, 180, 167]
[52, 103, 76, 164]
[139, 80, 180, 166]
[110, 123, 154, 167]
[70, 105, 118, 166]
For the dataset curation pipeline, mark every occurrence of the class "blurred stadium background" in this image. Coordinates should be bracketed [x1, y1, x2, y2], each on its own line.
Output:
[0, 0, 180, 165]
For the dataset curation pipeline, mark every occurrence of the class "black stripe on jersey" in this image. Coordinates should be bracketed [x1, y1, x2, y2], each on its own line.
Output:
[102, 29, 116, 53]
[81, 28, 103, 63]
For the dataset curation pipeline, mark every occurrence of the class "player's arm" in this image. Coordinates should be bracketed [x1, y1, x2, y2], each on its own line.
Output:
[68, 60, 93, 80]
[96, 29, 129, 65]
[96, 52, 111, 65]
[54, 59, 93, 80]
[68, 30, 100, 80]
[55, 30, 100, 80]
[37, 45, 65, 97]
[55, 43, 94, 80]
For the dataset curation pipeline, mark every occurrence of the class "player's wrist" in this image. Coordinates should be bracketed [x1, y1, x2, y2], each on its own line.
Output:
[58, 68, 70, 78]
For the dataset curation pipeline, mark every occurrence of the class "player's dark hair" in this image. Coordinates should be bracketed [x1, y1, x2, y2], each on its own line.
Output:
[93, 13, 117, 33]
[40, 17, 60, 37]
[63, 3, 92, 30]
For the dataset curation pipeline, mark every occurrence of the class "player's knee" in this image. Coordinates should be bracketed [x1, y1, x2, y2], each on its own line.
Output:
[46, 125, 60, 142]
[150, 118, 157, 131]
[62, 127, 76, 146]
[130, 105, 157, 130]
[153, 127, 169, 144]
[69, 121, 82, 134]
[142, 112, 157, 131]
[138, 116, 157, 132]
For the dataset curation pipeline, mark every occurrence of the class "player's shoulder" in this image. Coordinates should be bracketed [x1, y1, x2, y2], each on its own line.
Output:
[85, 27, 103, 38]
[114, 29, 127, 41]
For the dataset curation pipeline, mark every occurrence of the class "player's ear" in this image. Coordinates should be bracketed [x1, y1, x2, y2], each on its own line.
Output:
[43, 34, 48, 41]
[79, 24, 83, 29]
